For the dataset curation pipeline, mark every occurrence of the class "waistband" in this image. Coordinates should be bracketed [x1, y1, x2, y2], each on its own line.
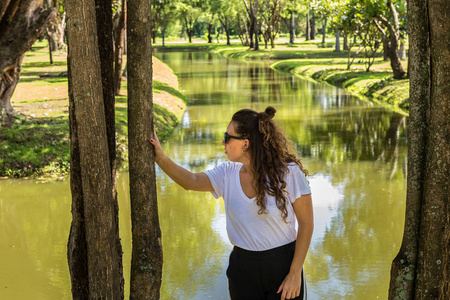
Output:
[232, 241, 296, 259]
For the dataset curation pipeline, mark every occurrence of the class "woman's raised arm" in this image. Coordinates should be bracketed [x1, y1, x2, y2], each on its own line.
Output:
[149, 131, 214, 192]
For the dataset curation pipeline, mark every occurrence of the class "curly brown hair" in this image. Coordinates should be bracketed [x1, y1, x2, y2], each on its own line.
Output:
[231, 106, 308, 222]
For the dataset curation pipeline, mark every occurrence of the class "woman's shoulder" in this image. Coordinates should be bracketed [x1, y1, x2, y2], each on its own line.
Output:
[210, 161, 242, 172]
[286, 162, 307, 177]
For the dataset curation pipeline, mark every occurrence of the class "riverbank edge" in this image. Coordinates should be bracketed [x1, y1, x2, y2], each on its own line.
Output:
[212, 46, 409, 115]
[0, 53, 186, 180]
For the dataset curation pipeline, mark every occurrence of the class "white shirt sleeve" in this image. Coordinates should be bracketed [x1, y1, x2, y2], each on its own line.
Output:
[203, 162, 230, 199]
[286, 164, 311, 203]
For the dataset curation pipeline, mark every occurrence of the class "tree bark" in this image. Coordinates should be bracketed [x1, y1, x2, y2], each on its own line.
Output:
[95, 0, 124, 296]
[388, 0, 450, 298]
[0, 0, 56, 116]
[66, 0, 123, 298]
[128, 0, 163, 298]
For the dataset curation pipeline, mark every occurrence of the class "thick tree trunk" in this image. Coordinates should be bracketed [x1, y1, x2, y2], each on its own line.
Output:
[388, 0, 450, 298]
[114, 0, 127, 96]
[66, 0, 123, 298]
[95, 0, 124, 296]
[128, 0, 163, 298]
[0, 0, 56, 116]
[67, 55, 89, 299]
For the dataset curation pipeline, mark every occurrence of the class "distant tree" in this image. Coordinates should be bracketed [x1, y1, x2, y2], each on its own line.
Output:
[211, 0, 237, 45]
[127, 0, 163, 298]
[261, 0, 284, 49]
[159, 0, 177, 46]
[114, 0, 127, 95]
[0, 0, 56, 117]
[177, 0, 205, 43]
[243, 0, 261, 50]
[66, 0, 123, 298]
[388, 0, 450, 298]
[44, 0, 66, 52]
[370, 0, 406, 79]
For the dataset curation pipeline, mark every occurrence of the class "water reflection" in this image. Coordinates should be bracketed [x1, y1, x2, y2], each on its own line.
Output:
[0, 50, 407, 300]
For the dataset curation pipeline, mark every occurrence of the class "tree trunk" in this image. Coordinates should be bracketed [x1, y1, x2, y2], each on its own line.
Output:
[66, 0, 123, 298]
[398, 41, 406, 60]
[253, 16, 259, 50]
[388, 0, 450, 298]
[375, 1, 406, 79]
[114, 0, 127, 96]
[289, 10, 295, 44]
[0, 0, 56, 116]
[127, 0, 163, 298]
[310, 10, 315, 40]
[383, 37, 390, 61]
[322, 18, 327, 44]
[343, 33, 348, 50]
[335, 30, 340, 52]
[305, 11, 310, 41]
[94, 0, 124, 295]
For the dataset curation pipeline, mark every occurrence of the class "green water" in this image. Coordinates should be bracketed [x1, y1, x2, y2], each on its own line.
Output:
[0, 51, 407, 299]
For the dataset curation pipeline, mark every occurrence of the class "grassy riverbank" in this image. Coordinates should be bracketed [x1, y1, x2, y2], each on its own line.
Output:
[214, 41, 409, 112]
[0, 41, 186, 179]
[214, 40, 409, 114]
[154, 39, 409, 113]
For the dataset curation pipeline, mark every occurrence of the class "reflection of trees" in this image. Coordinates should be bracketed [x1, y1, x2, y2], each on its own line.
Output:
[374, 115, 406, 180]
[306, 162, 406, 298]
[283, 106, 408, 179]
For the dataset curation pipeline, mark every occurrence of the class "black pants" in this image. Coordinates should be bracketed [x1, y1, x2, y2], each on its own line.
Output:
[227, 241, 306, 300]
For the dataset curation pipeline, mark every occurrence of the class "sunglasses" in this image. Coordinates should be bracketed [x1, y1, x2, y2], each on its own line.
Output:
[224, 132, 247, 144]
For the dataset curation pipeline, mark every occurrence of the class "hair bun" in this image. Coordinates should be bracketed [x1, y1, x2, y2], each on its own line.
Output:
[264, 106, 276, 119]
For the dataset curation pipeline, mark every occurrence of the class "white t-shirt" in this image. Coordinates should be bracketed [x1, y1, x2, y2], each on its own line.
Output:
[203, 161, 311, 251]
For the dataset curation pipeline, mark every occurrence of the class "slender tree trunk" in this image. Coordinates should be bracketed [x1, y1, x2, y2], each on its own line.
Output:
[66, 0, 122, 298]
[114, 0, 127, 96]
[253, 16, 259, 50]
[343, 33, 348, 50]
[322, 18, 327, 44]
[47, 34, 54, 64]
[310, 10, 315, 40]
[128, 0, 163, 298]
[305, 11, 310, 41]
[335, 30, 340, 52]
[388, 0, 450, 298]
[289, 10, 295, 44]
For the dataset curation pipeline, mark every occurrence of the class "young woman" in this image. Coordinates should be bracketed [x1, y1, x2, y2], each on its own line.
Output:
[149, 106, 313, 300]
